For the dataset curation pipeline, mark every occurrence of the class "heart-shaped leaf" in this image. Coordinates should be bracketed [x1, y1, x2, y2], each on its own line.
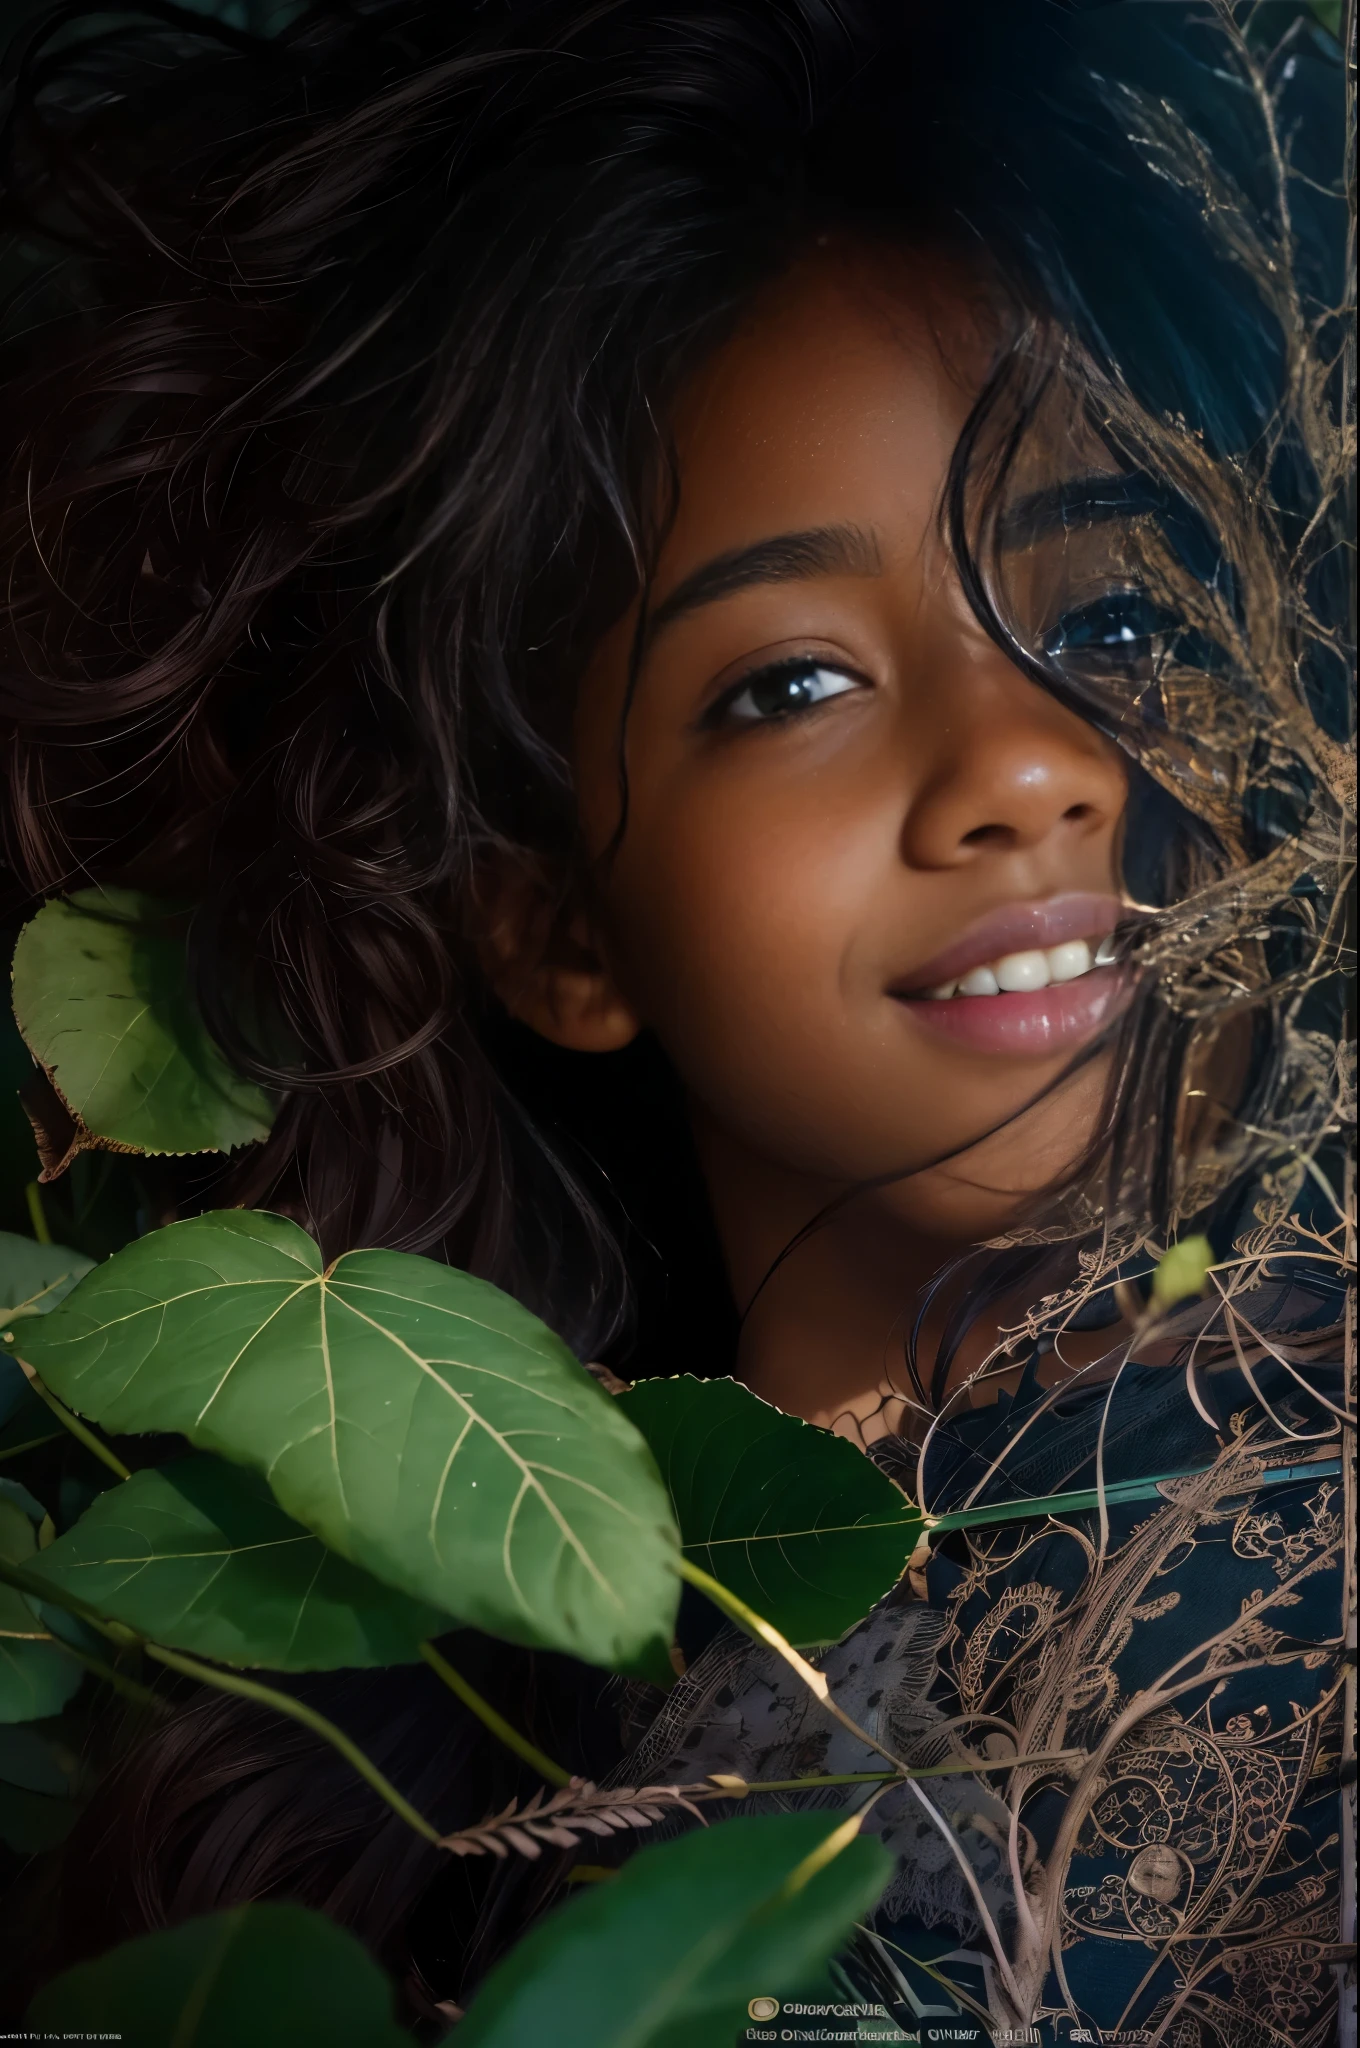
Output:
[0, 1498, 82, 1724]
[19, 1211, 681, 1672]
[456, 1810, 891, 2048]
[29, 1903, 415, 2046]
[11, 890, 273, 1173]
[618, 1375, 921, 1647]
[26, 1454, 450, 1670]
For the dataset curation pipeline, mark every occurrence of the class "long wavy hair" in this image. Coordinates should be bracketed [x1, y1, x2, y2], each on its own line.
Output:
[0, 0, 1350, 2018]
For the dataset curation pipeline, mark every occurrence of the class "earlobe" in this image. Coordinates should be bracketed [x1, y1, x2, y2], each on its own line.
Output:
[516, 959, 643, 1054]
[476, 857, 642, 1054]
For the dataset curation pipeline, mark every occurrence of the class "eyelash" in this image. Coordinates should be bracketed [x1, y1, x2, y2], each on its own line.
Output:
[703, 656, 867, 730]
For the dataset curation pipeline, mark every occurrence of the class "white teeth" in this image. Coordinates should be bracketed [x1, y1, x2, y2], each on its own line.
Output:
[995, 948, 1050, 993]
[1046, 938, 1093, 983]
[913, 931, 1116, 1001]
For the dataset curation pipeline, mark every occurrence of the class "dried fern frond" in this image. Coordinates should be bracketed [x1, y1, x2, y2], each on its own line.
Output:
[440, 1777, 706, 1860]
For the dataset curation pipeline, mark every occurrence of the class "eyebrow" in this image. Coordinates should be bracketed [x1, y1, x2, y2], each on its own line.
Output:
[996, 470, 1160, 549]
[645, 522, 884, 646]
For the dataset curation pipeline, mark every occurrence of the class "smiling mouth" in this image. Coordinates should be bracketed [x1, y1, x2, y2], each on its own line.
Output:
[915, 930, 1117, 1001]
[887, 893, 1135, 1055]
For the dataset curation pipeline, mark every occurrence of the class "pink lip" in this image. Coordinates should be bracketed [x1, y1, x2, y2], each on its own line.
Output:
[889, 891, 1127, 997]
[895, 966, 1128, 1056]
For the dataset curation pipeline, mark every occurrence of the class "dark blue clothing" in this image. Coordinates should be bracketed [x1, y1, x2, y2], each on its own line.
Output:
[863, 1348, 1347, 2047]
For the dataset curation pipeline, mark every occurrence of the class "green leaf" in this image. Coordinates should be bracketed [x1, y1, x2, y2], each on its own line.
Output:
[29, 1902, 415, 2046]
[457, 1811, 891, 2048]
[0, 1497, 83, 1724]
[0, 1229, 94, 1320]
[20, 1211, 681, 1672]
[26, 1454, 451, 1670]
[0, 1476, 48, 1526]
[10, 890, 273, 1165]
[618, 1375, 921, 1647]
[1150, 1233, 1214, 1312]
[0, 1231, 96, 1440]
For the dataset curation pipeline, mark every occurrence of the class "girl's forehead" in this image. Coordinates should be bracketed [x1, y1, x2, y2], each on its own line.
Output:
[660, 245, 997, 569]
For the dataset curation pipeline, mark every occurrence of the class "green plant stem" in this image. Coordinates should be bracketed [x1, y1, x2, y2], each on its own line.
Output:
[0, 1432, 63, 1463]
[420, 1640, 571, 1788]
[0, 1551, 445, 1847]
[11, 1358, 131, 1482]
[924, 1455, 1344, 1536]
[51, 1636, 170, 1715]
[701, 1749, 1084, 1797]
[24, 1184, 51, 1246]
[143, 1642, 443, 1845]
[675, 1555, 908, 1776]
[0, 1548, 135, 1640]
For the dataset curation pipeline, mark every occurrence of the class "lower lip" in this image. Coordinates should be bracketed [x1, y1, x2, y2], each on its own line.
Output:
[892, 967, 1127, 1055]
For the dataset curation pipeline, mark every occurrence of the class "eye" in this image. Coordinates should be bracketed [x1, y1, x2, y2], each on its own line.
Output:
[1042, 589, 1175, 682]
[709, 658, 865, 728]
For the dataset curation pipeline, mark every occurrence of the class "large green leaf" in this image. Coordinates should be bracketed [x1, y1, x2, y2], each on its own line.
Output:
[0, 1498, 82, 1724]
[618, 1375, 921, 1648]
[29, 1903, 414, 2046]
[26, 1454, 450, 1670]
[457, 1811, 891, 2048]
[11, 890, 273, 1166]
[19, 1211, 681, 1672]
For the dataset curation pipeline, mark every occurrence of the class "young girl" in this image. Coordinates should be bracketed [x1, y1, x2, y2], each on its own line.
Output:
[0, 0, 1351, 2039]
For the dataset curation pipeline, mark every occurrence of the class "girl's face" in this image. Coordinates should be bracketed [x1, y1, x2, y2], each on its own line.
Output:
[500, 246, 1134, 1251]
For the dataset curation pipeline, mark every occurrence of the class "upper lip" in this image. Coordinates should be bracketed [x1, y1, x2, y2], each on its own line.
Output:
[888, 891, 1130, 996]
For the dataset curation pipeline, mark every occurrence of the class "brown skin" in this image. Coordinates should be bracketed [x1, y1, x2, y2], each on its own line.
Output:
[486, 246, 1133, 1439]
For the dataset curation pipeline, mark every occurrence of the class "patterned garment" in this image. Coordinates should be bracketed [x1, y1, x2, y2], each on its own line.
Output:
[615, 1344, 1349, 2047]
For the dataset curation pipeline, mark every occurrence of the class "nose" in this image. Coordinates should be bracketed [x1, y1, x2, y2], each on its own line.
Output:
[898, 661, 1127, 871]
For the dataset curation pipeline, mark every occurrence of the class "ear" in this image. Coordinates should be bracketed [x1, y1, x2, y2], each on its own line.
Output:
[476, 854, 642, 1054]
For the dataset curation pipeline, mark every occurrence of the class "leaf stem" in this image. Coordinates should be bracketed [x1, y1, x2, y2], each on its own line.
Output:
[0, 1552, 446, 1848]
[24, 1184, 51, 1246]
[0, 1432, 63, 1463]
[51, 1636, 171, 1715]
[0, 1548, 136, 1640]
[675, 1555, 907, 1776]
[12, 1359, 131, 1482]
[419, 1641, 571, 1788]
[142, 1643, 443, 1845]
[700, 1749, 1084, 1797]
[676, 1553, 1027, 2005]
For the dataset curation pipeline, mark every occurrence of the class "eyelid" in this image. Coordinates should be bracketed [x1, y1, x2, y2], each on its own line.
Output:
[698, 649, 872, 731]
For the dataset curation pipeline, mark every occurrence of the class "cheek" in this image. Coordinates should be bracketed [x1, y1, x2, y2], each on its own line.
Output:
[604, 774, 902, 1164]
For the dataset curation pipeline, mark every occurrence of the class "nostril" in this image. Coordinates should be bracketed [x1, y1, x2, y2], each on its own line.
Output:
[959, 822, 1012, 848]
[1063, 803, 1094, 824]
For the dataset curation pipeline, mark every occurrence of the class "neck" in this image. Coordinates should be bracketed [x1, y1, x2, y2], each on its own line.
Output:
[691, 1112, 1003, 1443]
